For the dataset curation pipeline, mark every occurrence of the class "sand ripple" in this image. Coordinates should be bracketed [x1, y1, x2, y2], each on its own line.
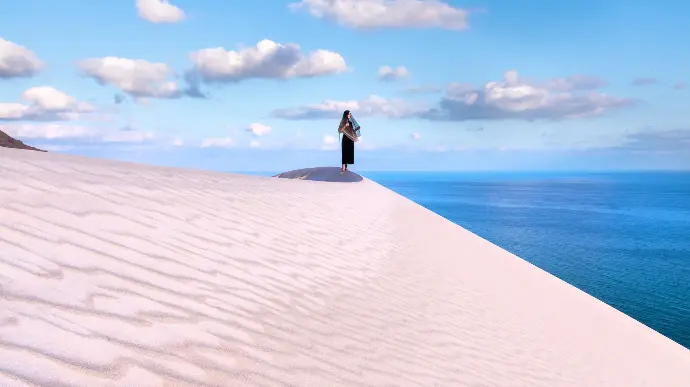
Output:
[1, 149, 689, 386]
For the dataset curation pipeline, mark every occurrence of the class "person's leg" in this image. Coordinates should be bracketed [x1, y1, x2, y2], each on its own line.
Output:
[341, 135, 353, 173]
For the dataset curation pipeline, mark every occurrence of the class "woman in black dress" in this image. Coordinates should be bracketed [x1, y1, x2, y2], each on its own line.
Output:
[339, 110, 355, 174]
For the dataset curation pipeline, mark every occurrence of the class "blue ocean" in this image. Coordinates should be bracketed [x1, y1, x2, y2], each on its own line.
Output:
[359, 171, 690, 350]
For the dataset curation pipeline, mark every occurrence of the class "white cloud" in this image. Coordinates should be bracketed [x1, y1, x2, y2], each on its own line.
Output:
[273, 71, 633, 122]
[1, 123, 156, 144]
[246, 123, 272, 136]
[289, 0, 469, 30]
[0, 87, 94, 121]
[80, 57, 200, 99]
[136, 0, 186, 23]
[249, 140, 261, 148]
[201, 137, 234, 148]
[272, 94, 424, 119]
[378, 65, 409, 81]
[322, 134, 338, 150]
[3, 122, 193, 154]
[0, 103, 28, 120]
[410, 132, 421, 140]
[0, 38, 43, 78]
[323, 134, 337, 144]
[189, 39, 347, 83]
[420, 70, 635, 121]
[275, 71, 634, 123]
[22, 87, 79, 111]
[2, 124, 96, 139]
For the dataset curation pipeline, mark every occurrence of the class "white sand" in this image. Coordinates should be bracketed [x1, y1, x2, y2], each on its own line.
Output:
[1, 147, 689, 387]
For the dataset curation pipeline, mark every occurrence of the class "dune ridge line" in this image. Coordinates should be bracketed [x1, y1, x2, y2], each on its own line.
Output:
[1, 147, 689, 387]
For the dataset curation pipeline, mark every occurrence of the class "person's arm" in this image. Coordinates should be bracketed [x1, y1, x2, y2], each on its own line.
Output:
[338, 118, 349, 132]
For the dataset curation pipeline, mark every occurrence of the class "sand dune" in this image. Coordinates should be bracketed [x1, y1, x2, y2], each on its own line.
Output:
[1, 147, 689, 387]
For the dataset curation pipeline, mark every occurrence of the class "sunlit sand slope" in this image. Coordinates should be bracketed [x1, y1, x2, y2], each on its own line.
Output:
[1, 148, 689, 387]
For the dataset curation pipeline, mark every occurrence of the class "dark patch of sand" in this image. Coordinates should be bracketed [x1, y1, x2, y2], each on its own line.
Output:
[275, 167, 363, 182]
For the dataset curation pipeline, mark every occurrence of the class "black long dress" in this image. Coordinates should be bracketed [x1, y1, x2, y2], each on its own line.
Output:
[341, 133, 355, 165]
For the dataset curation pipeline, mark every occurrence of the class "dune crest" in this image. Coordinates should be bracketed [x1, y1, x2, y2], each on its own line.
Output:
[1, 148, 689, 387]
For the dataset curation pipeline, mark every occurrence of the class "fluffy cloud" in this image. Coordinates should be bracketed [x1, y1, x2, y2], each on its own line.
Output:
[631, 77, 658, 86]
[289, 0, 469, 30]
[273, 71, 633, 122]
[246, 123, 272, 136]
[249, 140, 261, 148]
[79, 57, 202, 99]
[272, 94, 423, 119]
[188, 39, 347, 83]
[410, 132, 421, 140]
[136, 0, 185, 23]
[419, 70, 635, 121]
[0, 87, 94, 121]
[0, 38, 43, 78]
[378, 65, 409, 81]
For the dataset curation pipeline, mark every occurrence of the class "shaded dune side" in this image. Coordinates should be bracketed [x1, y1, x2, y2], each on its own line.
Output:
[0, 148, 689, 387]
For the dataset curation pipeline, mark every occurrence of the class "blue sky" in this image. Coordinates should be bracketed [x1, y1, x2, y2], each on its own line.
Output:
[1, 0, 688, 171]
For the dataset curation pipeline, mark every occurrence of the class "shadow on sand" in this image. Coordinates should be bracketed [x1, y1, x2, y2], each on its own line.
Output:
[274, 167, 363, 183]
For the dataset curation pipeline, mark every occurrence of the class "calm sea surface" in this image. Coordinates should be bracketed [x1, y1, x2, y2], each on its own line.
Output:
[360, 171, 690, 350]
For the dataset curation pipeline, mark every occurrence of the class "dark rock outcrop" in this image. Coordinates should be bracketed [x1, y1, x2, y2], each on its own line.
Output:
[0, 129, 46, 152]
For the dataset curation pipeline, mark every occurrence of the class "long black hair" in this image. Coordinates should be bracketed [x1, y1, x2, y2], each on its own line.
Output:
[338, 110, 351, 143]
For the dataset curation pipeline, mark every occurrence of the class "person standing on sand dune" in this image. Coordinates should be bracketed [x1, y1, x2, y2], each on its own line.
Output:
[338, 110, 355, 175]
